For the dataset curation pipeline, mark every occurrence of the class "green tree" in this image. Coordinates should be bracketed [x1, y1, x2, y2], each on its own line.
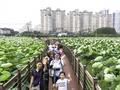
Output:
[94, 27, 117, 34]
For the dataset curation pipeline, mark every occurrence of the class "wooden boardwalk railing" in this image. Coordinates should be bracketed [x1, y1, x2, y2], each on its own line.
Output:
[0, 49, 46, 90]
[63, 44, 101, 90]
[0, 39, 101, 90]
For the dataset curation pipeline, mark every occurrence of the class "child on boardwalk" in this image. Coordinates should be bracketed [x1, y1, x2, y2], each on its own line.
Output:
[53, 71, 72, 90]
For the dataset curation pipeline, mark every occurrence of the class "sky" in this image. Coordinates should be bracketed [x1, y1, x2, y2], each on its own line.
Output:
[0, 0, 120, 31]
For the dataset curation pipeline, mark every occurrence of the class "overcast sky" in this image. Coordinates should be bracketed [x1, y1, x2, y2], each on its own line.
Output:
[0, 0, 120, 31]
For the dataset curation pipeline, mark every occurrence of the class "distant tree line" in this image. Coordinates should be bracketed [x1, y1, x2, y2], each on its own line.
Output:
[20, 31, 48, 37]
[94, 27, 117, 34]
[89, 27, 118, 37]
[0, 28, 19, 36]
[19, 27, 120, 37]
[75, 27, 119, 37]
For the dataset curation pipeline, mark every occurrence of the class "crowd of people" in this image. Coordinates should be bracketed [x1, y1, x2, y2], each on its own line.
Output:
[29, 40, 71, 90]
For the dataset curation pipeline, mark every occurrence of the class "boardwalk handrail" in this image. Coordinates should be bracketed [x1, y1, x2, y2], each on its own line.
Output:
[0, 47, 47, 90]
[0, 56, 41, 90]
[63, 45, 101, 90]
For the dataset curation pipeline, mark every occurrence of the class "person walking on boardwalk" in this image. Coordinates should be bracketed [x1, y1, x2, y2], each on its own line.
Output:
[29, 62, 44, 90]
[48, 40, 55, 52]
[50, 53, 64, 84]
[53, 71, 72, 90]
[58, 44, 65, 60]
[42, 57, 49, 90]
[46, 51, 55, 64]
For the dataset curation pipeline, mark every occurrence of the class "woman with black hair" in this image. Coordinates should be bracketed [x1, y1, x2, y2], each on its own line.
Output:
[29, 62, 44, 90]
[50, 53, 64, 84]
[58, 44, 65, 60]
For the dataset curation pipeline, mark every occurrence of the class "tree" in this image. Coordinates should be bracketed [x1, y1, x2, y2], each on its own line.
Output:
[94, 27, 117, 34]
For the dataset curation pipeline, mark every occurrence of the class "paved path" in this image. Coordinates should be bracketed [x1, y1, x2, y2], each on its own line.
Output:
[49, 55, 81, 90]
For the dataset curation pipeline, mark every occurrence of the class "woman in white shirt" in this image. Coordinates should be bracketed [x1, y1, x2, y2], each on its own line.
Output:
[50, 53, 64, 84]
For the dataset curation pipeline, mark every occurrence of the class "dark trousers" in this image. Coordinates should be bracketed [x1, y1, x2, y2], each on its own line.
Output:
[39, 81, 44, 90]
[52, 76, 59, 84]
[43, 80, 49, 90]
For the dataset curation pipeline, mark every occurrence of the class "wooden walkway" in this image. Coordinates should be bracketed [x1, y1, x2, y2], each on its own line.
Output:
[49, 55, 81, 90]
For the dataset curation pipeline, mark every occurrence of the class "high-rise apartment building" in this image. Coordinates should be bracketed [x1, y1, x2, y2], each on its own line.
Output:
[40, 7, 53, 34]
[66, 10, 80, 33]
[40, 7, 65, 33]
[97, 10, 113, 28]
[113, 11, 120, 33]
[80, 11, 92, 33]
[40, 8, 116, 34]
[54, 8, 65, 32]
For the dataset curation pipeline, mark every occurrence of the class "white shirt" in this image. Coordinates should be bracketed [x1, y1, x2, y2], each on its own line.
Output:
[48, 44, 54, 51]
[50, 59, 64, 76]
[54, 47, 59, 53]
[56, 78, 69, 90]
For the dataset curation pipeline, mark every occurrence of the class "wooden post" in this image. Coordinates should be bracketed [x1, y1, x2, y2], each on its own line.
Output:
[83, 65, 86, 90]
[34, 57, 37, 66]
[78, 61, 80, 84]
[69, 49, 73, 66]
[75, 58, 77, 74]
[73, 57, 76, 72]
[39, 54, 41, 60]
[40, 53, 42, 61]
[18, 70, 21, 90]
[36, 56, 39, 62]
[0, 84, 4, 90]
[93, 77, 98, 90]
[28, 61, 31, 82]
[72, 51, 74, 66]
[76, 59, 78, 76]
